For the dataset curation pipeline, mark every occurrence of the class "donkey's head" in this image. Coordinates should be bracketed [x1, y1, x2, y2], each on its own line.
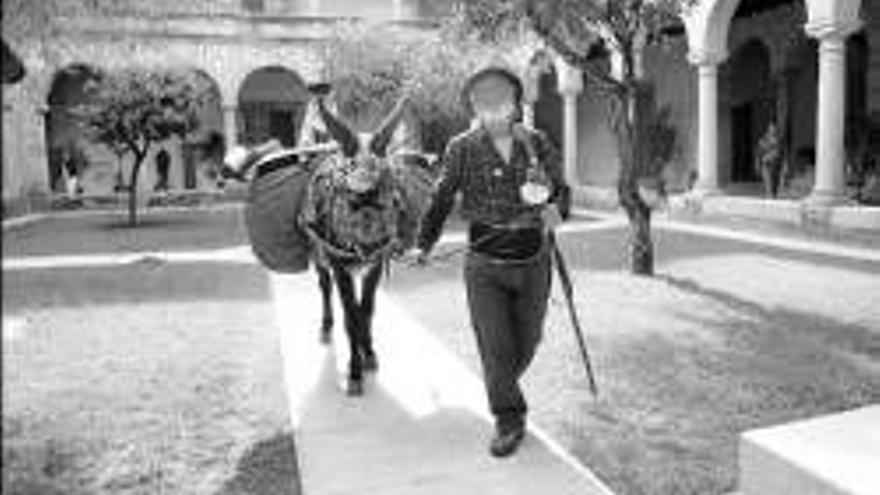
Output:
[316, 96, 409, 197]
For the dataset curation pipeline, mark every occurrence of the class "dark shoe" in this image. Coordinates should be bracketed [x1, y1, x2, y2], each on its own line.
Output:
[362, 351, 378, 373]
[489, 426, 525, 458]
[346, 377, 364, 397]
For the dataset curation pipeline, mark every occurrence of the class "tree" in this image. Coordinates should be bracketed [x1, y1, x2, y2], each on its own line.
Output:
[456, 0, 697, 275]
[76, 68, 212, 225]
[321, 21, 523, 154]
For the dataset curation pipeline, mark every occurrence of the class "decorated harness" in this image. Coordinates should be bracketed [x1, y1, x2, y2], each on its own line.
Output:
[300, 153, 415, 269]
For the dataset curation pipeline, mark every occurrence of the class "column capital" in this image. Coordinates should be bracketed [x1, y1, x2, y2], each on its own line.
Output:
[804, 18, 863, 42]
[557, 62, 583, 96]
[696, 63, 720, 78]
[687, 49, 727, 67]
[522, 65, 540, 104]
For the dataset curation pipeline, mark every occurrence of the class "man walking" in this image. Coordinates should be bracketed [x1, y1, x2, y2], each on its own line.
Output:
[415, 66, 570, 457]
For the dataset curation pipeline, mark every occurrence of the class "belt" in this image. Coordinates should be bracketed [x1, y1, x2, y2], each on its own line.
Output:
[469, 222, 545, 261]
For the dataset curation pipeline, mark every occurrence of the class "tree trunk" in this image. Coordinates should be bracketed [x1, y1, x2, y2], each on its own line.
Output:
[128, 157, 144, 226]
[619, 184, 653, 275]
[615, 84, 654, 276]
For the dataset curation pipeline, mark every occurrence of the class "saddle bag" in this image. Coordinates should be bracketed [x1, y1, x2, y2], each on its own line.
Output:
[245, 157, 314, 273]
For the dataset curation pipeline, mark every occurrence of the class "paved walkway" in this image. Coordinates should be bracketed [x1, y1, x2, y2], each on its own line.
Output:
[270, 273, 614, 495]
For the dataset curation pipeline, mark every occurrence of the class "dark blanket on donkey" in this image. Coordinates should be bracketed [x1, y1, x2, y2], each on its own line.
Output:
[245, 159, 314, 273]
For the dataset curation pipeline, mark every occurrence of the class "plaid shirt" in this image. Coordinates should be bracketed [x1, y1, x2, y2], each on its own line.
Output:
[417, 125, 569, 252]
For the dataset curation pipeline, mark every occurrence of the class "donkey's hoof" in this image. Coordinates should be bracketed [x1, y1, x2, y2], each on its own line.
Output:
[319, 320, 333, 345]
[346, 378, 365, 396]
[362, 353, 379, 373]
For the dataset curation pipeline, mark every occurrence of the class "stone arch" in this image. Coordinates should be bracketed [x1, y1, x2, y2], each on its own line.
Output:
[178, 68, 225, 190]
[188, 69, 224, 139]
[684, 0, 863, 63]
[44, 63, 103, 193]
[236, 66, 309, 147]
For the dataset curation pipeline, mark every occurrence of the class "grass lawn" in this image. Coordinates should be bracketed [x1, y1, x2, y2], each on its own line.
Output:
[386, 233, 880, 495]
[5, 207, 878, 495]
[3, 261, 299, 495]
[3, 206, 249, 258]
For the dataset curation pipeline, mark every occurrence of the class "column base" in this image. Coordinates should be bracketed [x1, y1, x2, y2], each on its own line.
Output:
[690, 183, 722, 198]
[803, 189, 850, 207]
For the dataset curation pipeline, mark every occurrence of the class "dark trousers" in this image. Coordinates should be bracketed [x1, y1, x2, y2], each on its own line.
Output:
[760, 160, 783, 198]
[464, 246, 552, 432]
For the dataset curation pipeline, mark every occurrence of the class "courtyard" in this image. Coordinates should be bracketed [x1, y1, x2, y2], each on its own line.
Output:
[3, 205, 878, 495]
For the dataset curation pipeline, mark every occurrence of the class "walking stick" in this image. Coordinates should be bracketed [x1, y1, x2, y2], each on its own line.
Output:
[510, 123, 598, 397]
[548, 231, 598, 397]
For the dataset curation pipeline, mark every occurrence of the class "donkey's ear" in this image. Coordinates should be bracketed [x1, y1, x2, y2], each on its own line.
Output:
[369, 96, 410, 158]
[317, 97, 359, 157]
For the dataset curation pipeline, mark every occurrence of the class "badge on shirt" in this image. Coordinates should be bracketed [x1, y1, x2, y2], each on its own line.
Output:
[520, 181, 550, 205]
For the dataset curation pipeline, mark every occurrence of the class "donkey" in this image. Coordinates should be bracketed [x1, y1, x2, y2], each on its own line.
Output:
[228, 95, 430, 396]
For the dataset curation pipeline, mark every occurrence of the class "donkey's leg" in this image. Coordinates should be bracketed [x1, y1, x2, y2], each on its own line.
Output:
[358, 261, 384, 372]
[331, 264, 365, 396]
[316, 264, 334, 344]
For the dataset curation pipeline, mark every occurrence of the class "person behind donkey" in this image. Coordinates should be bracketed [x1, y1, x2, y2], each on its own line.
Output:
[414, 66, 570, 458]
[64, 139, 87, 197]
[154, 148, 171, 192]
[756, 121, 784, 198]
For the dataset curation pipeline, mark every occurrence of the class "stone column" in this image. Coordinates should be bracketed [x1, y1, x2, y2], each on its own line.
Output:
[222, 104, 238, 149]
[521, 101, 535, 128]
[690, 54, 723, 194]
[557, 62, 583, 186]
[522, 64, 540, 128]
[805, 26, 856, 205]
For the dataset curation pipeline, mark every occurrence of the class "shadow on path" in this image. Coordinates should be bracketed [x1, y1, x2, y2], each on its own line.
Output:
[214, 433, 301, 495]
[657, 273, 880, 365]
[96, 215, 206, 231]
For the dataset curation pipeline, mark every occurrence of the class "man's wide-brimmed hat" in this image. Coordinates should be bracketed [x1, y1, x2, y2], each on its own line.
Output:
[461, 66, 524, 115]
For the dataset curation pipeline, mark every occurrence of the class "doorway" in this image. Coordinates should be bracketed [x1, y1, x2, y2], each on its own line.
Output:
[727, 38, 772, 186]
[269, 110, 297, 147]
[237, 66, 308, 147]
[731, 103, 758, 183]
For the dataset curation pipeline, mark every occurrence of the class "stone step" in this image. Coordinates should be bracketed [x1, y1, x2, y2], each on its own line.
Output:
[739, 406, 880, 495]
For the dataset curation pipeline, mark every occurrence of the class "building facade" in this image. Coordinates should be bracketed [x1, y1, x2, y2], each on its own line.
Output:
[522, 0, 878, 209]
[3, 0, 878, 216]
[1, 0, 454, 212]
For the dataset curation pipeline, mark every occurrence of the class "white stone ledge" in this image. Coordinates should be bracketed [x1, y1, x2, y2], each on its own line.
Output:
[670, 193, 880, 233]
[739, 406, 880, 495]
